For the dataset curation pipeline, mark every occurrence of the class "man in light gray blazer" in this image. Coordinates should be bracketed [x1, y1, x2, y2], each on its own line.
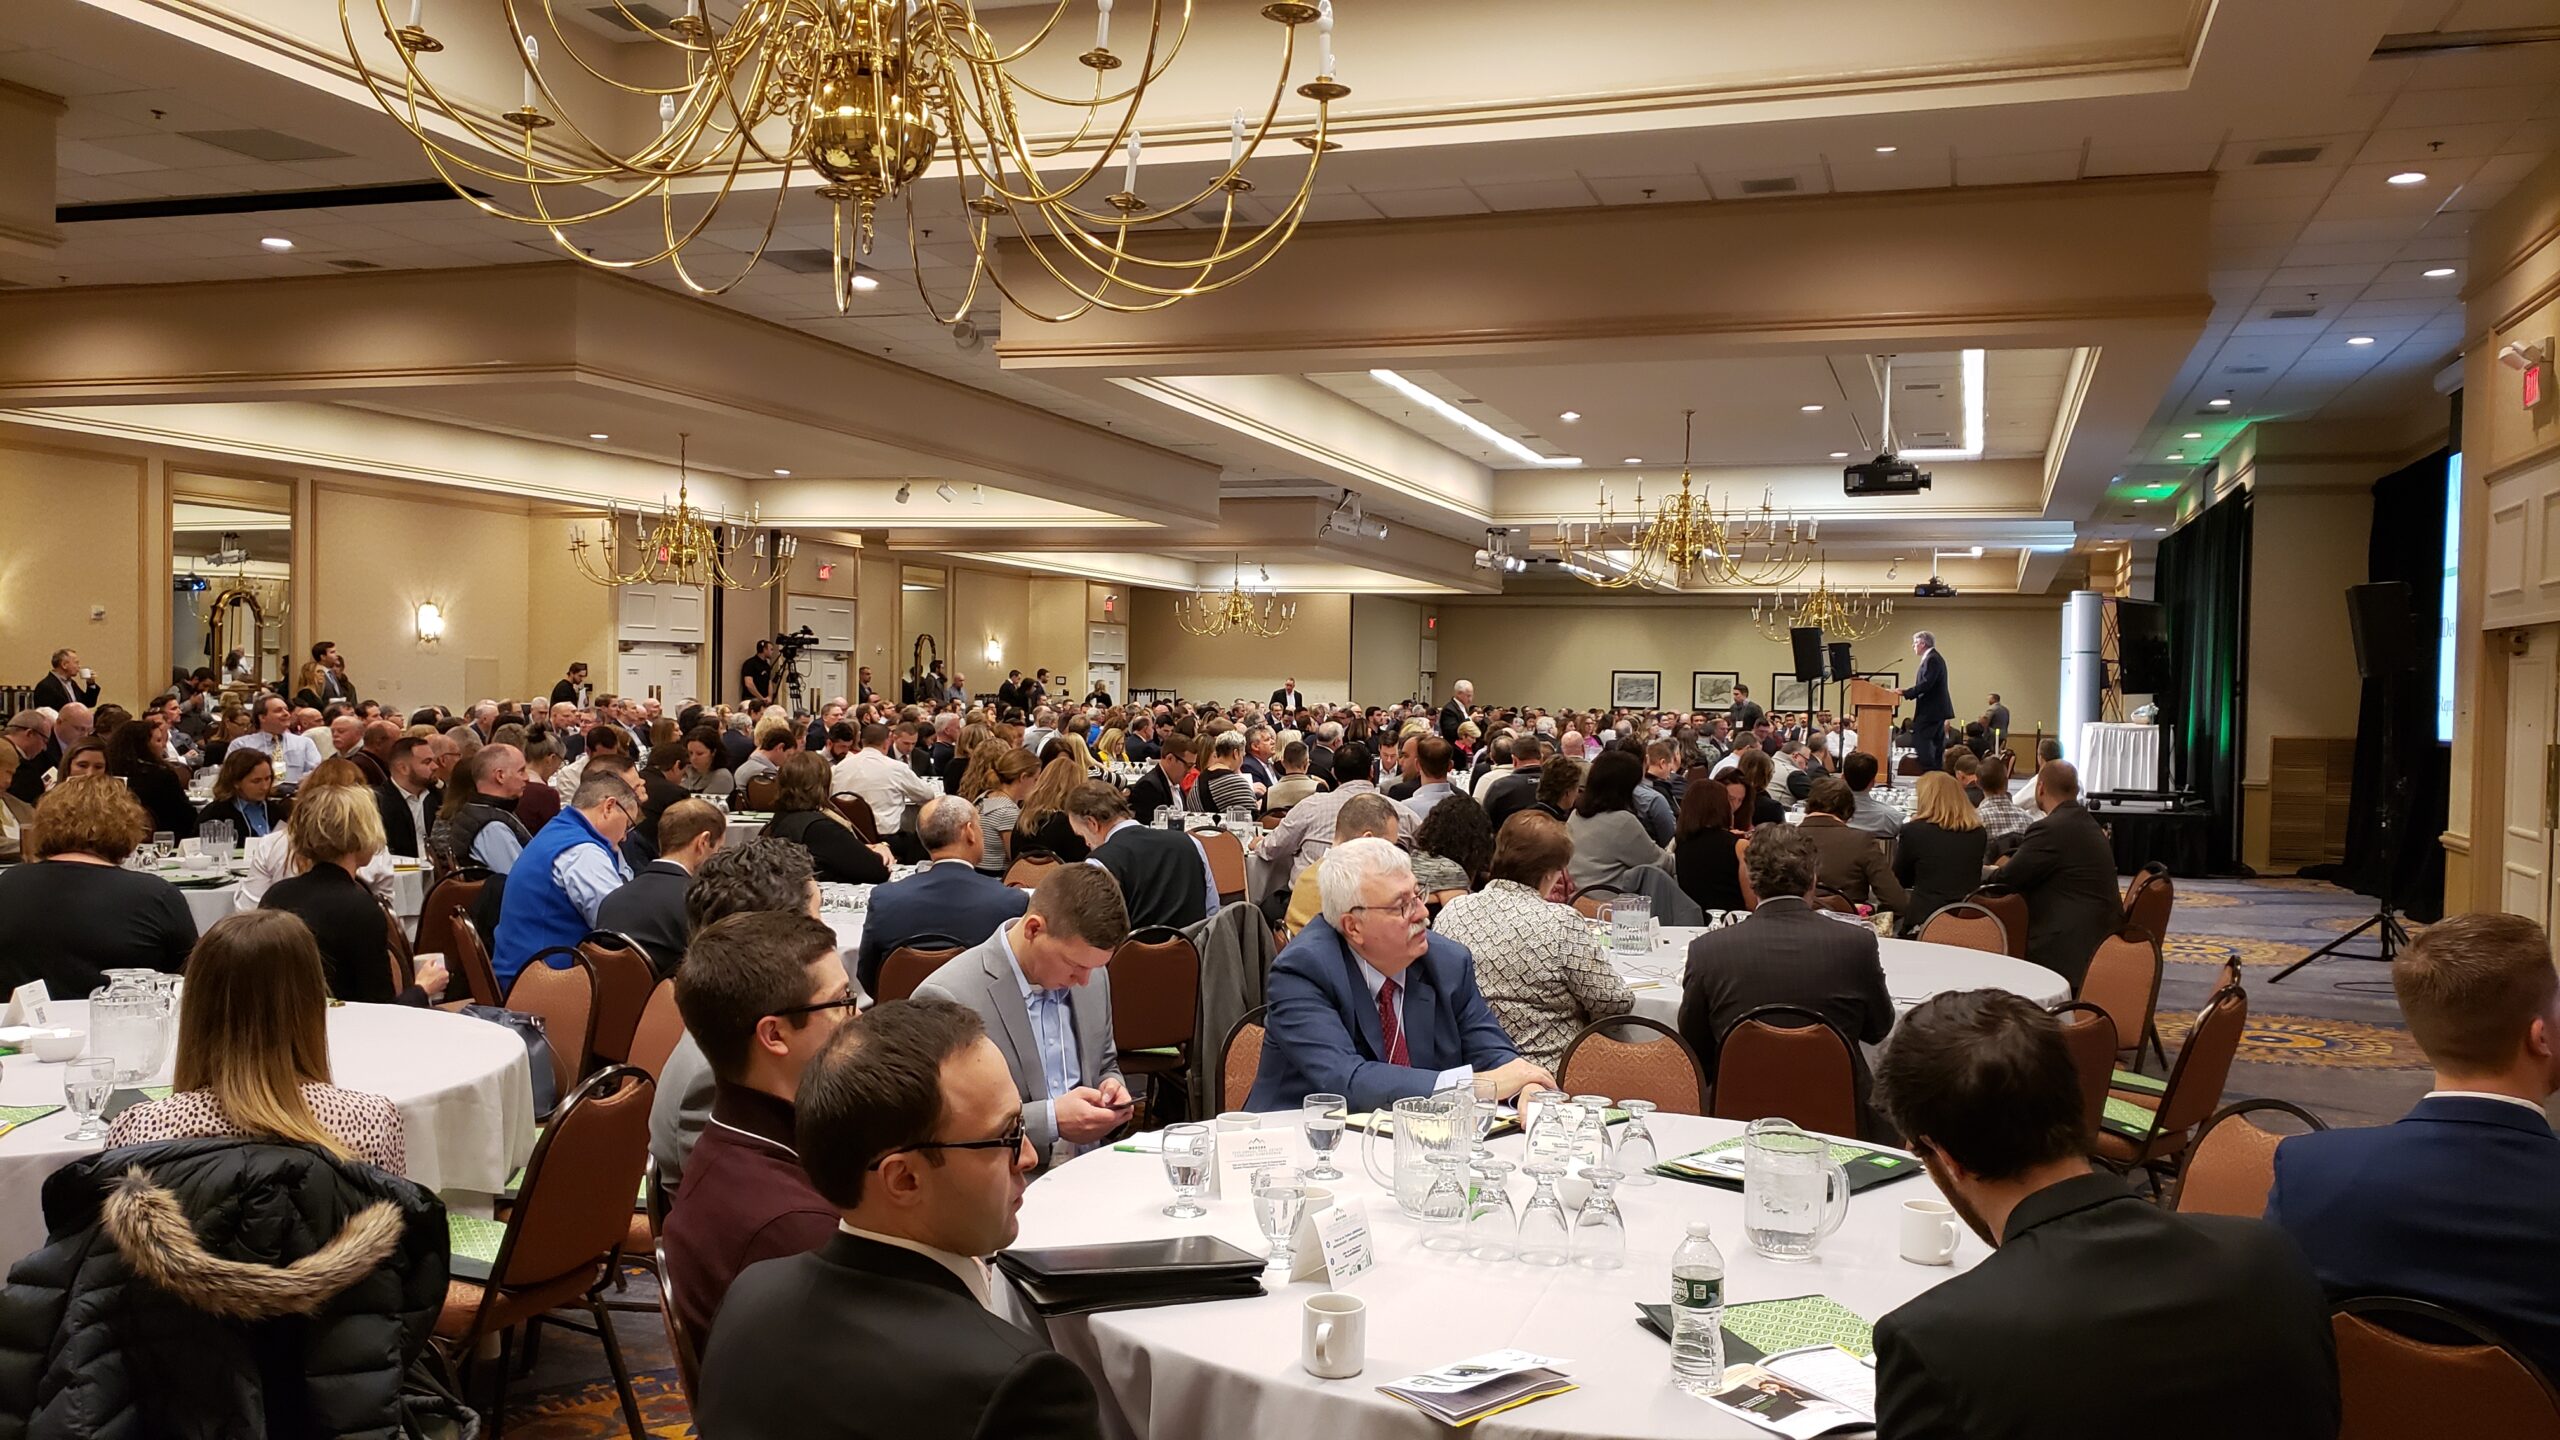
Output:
[914, 863, 1135, 1170]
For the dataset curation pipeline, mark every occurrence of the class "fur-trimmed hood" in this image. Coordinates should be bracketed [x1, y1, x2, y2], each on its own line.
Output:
[102, 1164, 406, 1321]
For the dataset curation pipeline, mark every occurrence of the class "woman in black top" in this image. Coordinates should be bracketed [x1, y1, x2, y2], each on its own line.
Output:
[1727, 751, 1789, 828]
[259, 784, 447, 1006]
[1894, 771, 1991, 935]
[1673, 774, 1749, 913]
[105, 719, 196, 842]
[196, 749, 287, 840]
[764, 752, 890, 884]
[0, 777, 195, 993]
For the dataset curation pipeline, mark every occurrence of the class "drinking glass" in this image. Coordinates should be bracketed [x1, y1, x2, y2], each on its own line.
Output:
[1572, 1167, 1628, 1269]
[1464, 1158, 1518, 1261]
[1252, 1167, 1309, 1270]
[1160, 1123, 1212, 1219]
[1570, 1094, 1613, 1172]
[1300, 1093, 1347, 1182]
[1418, 1153, 1472, 1251]
[1468, 1073, 1502, 1159]
[151, 832, 174, 861]
[1614, 1099, 1660, 1185]
[63, 1059, 115, 1143]
[1517, 1161, 1572, 1266]
[1522, 1088, 1570, 1163]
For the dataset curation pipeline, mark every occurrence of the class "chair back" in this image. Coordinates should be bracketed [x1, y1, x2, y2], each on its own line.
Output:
[1109, 928, 1202, 1051]
[1259, 811, 1287, 829]
[578, 931, 658, 1067]
[449, 914, 504, 1008]
[1220, 1005, 1268, 1114]
[2152, 981, 2250, 1142]
[1965, 891, 2031, 959]
[488, 1066, 656, 1294]
[740, 775, 780, 813]
[876, 940, 964, 1004]
[507, 949, 601, 1100]
[1917, 902, 2008, 956]
[413, 868, 489, 967]
[2174, 1099, 2326, 1216]
[1809, 889, 1859, 915]
[1197, 829, 1248, 904]
[1711, 1004, 1858, 1138]
[2079, 928, 2164, 1063]
[382, 902, 414, 997]
[2047, 1001, 2118, 1140]
[1571, 893, 1607, 919]
[829, 792, 881, 843]
[2332, 1297, 2560, 1440]
[1004, 853, 1060, 890]
[1557, 1016, 1707, 1116]
[1896, 754, 1926, 776]
[654, 1227, 702, 1407]
[628, 979, 685, 1081]
[2123, 861, 2174, 931]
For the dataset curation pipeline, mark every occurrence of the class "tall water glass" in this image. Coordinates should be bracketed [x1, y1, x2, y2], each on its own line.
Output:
[1468, 1074, 1501, 1158]
[1300, 1093, 1347, 1181]
[1572, 1167, 1628, 1269]
[1614, 1099, 1661, 1185]
[1517, 1161, 1572, 1266]
[1253, 1168, 1309, 1270]
[1741, 1118, 1853, 1262]
[1160, 1123, 1212, 1219]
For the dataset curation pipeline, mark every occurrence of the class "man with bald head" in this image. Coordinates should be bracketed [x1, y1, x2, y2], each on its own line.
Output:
[548, 702, 586, 760]
[351, 717, 400, 785]
[437, 742, 534, 875]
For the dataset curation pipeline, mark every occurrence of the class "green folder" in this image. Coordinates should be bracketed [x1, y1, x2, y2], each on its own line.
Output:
[0, 1104, 62, 1139]
[1635, 1294, 1876, 1363]
[2101, 1095, 2159, 1143]
[2109, 1068, 2167, 1097]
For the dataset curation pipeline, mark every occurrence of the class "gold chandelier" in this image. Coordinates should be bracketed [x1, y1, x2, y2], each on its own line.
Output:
[1553, 409, 1818, 590]
[568, 435, 798, 589]
[1176, 556, 1296, 637]
[342, 0, 1350, 320]
[1750, 557, 1894, 642]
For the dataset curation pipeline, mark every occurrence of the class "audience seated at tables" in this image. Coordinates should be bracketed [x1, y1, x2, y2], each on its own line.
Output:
[1678, 823, 1896, 1132]
[1531, 754, 1583, 822]
[0, 749, 37, 863]
[491, 757, 639, 989]
[661, 910, 853, 1346]
[1672, 774, 1748, 915]
[1972, 756, 2033, 857]
[1727, 751, 1788, 828]
[1895, 771, 1990, 934]
[633, 742, 693, 857]
[1013, 754, 1092, 863]
[1282, 793, 1402, 937]
[199, 749, 288, 841]
[1798, 775, 1910, 914]
[684, 727, 736, 799]
[431, 745, 534, 875]
[832, 721, 939, 843]
[1871, 990, 2338, 1440]
[1124, 732, 1194, 821]
[4, 711, 52, 807]
[226, 695, 323, 786]
[1070, 782, 1216, 931]
[1408, 792, 1495, 898]
[732, 718, 798, 793]
[106, 911, 406, 1173]
[1564, 750, 1671, 896]
[1434, 813, 1635, 1074]
[1398, 735, 1460, 821]
[235, 759, 403, 914]
[1192, 731, 1263, 816]
[1255, 743, 1418, 893]
[768, 751, 894, 885]
[1264, 740, 1324, 812]
[259, 785, 446, 1007]
[595, 797, 726, 977]
[1839, 750, 1903, 839]
[548, 722, 625, 803]
[857, 797, 1029, 998]
[1246, 838, 1552, 1112]
[695, 999, 1105, 1440]
[917, 865, 1134, 1171]
[104, 720, 196, 843]
[959, 743, 1037, 874]
[0, 777, 196, 992]
[1975, 761, 2123, 990]
[1477, 735, 1549, 833]
[2266, 910, 2560, 1381]
[514, 735, 564, 833]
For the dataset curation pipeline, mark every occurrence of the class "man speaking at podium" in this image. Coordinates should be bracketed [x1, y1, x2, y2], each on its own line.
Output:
[1890, 630, 1953, 775]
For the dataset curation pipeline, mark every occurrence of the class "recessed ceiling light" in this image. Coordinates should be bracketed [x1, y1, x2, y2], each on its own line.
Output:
[2181, 431, 2202, 440]
[2422, 266, 2456, 279]
[1799, 403, 1824, 413]
[2134, 497, 2150, 504]
[1559, 411, 1580, 423]
[1829, 451, 1849, 460]
[773, 468, 792, 476]
[2346, 335, 2375, 346]
[2387, 170, 2427, 186]
[849, 273, 880, 292]
[259, 236, 294, 252]
[1873, 145, 1898, 155]
[2207, 398, 2232, 408]
[1622, 457, 1642, 465]
[2155, 526, 2169, 533]
[588, 432, 609, 441]
[2166, 453, 2185, 461]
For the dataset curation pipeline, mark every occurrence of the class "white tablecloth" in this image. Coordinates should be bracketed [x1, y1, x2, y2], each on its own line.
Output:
[1613, 926, 2069, 1029]
[721, 816, 768, 848]
[0, 999, 537, 1264]
[173, 863, 430, 933]
[2076, 723, 2161, 794]
[1010, 1113, 1978, 1439]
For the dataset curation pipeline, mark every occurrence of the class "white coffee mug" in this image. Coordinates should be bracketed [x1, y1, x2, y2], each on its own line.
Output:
[1302, 1291, 1366, 1378]
[1899, 1198, 1961, 1265]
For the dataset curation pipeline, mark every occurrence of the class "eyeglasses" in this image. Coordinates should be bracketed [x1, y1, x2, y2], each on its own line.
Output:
[1348, 891, 1427, 920]
[870, 1116, 1029, 1168]
[772, 990, 859, 1018]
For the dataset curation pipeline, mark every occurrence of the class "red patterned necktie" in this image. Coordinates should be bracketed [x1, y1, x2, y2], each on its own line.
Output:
[1377, 976, 1410, 1067]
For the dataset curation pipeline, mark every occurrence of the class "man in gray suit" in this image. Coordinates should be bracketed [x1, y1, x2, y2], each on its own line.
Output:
[915, 863, 1134, 1170]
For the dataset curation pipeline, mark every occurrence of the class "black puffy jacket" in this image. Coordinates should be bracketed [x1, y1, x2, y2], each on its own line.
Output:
[0, 1138, 448, 1440]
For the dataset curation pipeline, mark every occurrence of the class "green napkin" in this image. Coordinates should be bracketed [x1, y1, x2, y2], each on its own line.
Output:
[2110, 1068, 2167, 1096]
[1721, 1295, 1877, 1361]
[2102, 1095, 2158, 1142]
[0, 1103, 62, 1138]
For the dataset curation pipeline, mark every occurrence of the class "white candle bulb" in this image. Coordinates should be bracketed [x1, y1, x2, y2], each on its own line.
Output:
[1095, 0, 1111, 50]
[1317, 0, 1334, 75]
[1124, 129, 1140, 193]
[660, 95, 676, 131]
[522, 36, 539, 110]
[1230, 109, 1245, 167]
[406, 0, 423, 29]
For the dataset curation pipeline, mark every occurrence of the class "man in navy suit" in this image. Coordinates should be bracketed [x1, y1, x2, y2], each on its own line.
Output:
[855, 796, 1028, 998]
[2266, 910, 2560, 1380]
[1891, 629, 1953, 775]
[1245, 837, 1552, 1112]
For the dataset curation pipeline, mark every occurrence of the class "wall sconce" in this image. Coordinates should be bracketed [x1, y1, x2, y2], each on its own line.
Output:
[415, 601, 445, 644]
[983, 637, 1003, 666]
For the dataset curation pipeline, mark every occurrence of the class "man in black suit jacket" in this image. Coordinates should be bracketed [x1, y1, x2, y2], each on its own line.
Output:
[30, 649, 98, 713]
[1271, 678, 1305, 711]
[1478, 736, 1549, 835]
[697, 998, 1105, 1440]
[1677, 823, 1895, 1132]
[1893, 629, 1954, 773]
[1124, 734, 1191, 821]
[855, 798, 1029, 997]
[1438, 680, 1473, 746]
[372, 736, 443, 860]
[1871, 990, 2337, 1440]
[1976, 761, 2122, 990]
[594, 799, 725, 976]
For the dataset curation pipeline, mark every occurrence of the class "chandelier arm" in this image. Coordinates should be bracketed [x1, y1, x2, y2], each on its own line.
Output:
[988, 0, 1197, 110]
[934, 0, 1077, 68]
[658, 151, 799, 296]
[520, 0, 726, 98]
[1033, 96, 1326, 274]
[1005, 129, 1322, 304]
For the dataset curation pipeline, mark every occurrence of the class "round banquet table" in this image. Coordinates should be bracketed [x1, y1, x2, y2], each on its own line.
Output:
[1007, 1112, 1982, 1439]
[1613, 925, 2070, 1029]
[0, 999, 537, 1265]
[172, 861, 430, 934]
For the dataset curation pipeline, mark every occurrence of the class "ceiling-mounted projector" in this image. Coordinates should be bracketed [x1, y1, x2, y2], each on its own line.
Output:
[1912, 576, 1958, 597]
[1845, 452, 1931, 496]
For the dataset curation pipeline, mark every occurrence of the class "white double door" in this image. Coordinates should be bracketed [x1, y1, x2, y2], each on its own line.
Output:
[2500, 624, 2560, 923]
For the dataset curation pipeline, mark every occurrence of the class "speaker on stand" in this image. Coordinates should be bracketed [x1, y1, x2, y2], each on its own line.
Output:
[2272, 582, 2417, 985]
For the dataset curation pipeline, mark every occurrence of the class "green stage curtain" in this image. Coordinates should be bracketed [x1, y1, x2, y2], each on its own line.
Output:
[2157, 487, 2250, 874]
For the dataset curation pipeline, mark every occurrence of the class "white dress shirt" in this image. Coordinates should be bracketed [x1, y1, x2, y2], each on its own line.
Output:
[833, 746, 938, 834]
[2424, 1090, 2554, 1122]
[229, 728, 323, 784]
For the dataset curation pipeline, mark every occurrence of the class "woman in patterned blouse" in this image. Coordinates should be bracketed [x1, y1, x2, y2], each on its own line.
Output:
[1431, 812, 1636, 1073]
[107, 910, 406, 1174]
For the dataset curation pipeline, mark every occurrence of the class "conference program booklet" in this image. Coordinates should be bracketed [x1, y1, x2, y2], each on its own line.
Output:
[1378, 1348, 1576, 1427]
[1690, 1345, 1877, 1437]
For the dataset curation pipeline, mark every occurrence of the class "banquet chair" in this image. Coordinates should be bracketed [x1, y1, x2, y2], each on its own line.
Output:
[577, 932, 658, 1069]
[740, 775, 781, 813]
[876, 940, 964, 1004]
[1963, 891, 2031, 961]
[1557, 1016, 1707, 1116]
[627, 980, 684, 1082]
[2047, 1001, 2119, 1141]
[828, 792, 882, 844]
[1897, 755, 1926, 776]
[1004, 853, 1060, 889]
[507, 950, 602, 1107]
[2331, 1297, 2560, 1440]
[2094, 981, 2248, 1187]
[1220, 1005, 1268, 1113]
[449, 915, 505, 1009]
[1111, 927, 1203, 1122]
[414, 866, 491, 981]
[1198, 829, 1249, 905]
[1916, 902, 2008, 956]
[654, 1227, 703, 1411]
[2123, 861, 2174, 934]
[435, 1065, 656, 1440]
[1710, 1004, 1858, 1139]
[2172, 1099, 2326, 1217]
[383, 901, 415, 996]
[2080, 927, 2168, 1071]
[1259, 810, 1288, 828]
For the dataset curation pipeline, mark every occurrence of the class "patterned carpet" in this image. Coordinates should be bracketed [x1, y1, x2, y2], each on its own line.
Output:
[499, 877, 2434, 1437]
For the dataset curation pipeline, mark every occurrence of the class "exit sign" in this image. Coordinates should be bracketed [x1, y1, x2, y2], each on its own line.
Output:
[816, 562, 837, 580]
[2528, 363, 2545, 409]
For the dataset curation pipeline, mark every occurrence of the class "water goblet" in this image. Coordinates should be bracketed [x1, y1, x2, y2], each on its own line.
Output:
[1522, 1088, 1570, 1161]
[1463, 1158, 1517, 1261]
[64, 1059, 116, 1143]
[1468, 1073, 1502, 1159]
[1516, 1161, 1572, 1266]
[1160, 1123, 1212, 1219]
[1613, 1099, 1661, 1185]
[1252, 1167, 1310, 1271]
[1571, 1167, 1628, 1269]
[1300, 1093, 1347, 1181]
[1418, 1153, 1472, 1251]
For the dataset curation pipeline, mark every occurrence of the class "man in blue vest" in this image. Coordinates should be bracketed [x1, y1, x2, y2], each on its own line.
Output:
[494, 755, 640, 989]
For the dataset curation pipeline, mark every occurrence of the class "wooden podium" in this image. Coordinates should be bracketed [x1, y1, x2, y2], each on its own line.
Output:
[1845, 680, 1898, 775]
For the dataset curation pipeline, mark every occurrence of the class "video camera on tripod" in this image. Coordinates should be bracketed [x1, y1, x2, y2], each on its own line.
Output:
[771, 626, 819, 710]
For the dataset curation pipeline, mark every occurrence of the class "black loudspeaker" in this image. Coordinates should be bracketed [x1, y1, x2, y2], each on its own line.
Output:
[2346, 582, 2419, 680]
[1827, 642, 1855, 683]
[2115, 600, 2171, 693]
[1790, 627, 1825, 682]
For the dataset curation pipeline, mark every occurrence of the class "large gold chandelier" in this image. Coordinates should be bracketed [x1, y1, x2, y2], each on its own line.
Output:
[568, 435, 798, 589]
[1553, 410, 1817, 591]
[342, 0, 1350, 320]
[1176, 557, 1295, 637]
[1750, 558, 1894, 642]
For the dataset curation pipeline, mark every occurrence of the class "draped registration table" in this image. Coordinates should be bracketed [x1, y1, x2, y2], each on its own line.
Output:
[1009, 1113, 1981, 1439]
[1613, 926, 2071, 1029]
[2076, 722, 2163, 794]
[0, 999, 537, 1265]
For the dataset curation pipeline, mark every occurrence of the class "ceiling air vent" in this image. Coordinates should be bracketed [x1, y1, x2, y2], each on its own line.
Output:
[1737, 176, 1800, 195]
[327, 258, 382, 270]
[764, 249, 837, 274]
[2267, 307, 2320, 320]
[2251, 145, 2326, 166]
[2222, 363, 2270, 374]
[183, 129, 351, 163]
[1902, 381, 1943, 392]
[587, 1, 675, 31]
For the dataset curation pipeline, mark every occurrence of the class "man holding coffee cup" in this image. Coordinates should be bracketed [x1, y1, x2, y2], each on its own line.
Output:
[31, 648, 98, 714]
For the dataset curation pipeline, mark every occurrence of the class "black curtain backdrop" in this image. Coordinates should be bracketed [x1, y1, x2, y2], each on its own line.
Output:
[2157, 487, 2251, 874]
[2341, 448, 2452, 920]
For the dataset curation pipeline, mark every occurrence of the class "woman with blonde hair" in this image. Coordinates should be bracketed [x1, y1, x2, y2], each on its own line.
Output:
[1095, 727, 1128, 764]
[108, 910, 406, 1172]
[260, 783, 446, 1006]
[1013, 753, 1092, 862]
[1894, 769, 1989, 935]
[1040, 728, 1094, 774]
[234, 757, 399, 912]
[960, 743, 1041, 873]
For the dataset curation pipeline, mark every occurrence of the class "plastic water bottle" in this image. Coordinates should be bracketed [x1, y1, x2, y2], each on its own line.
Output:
[1669, 1219, 1726, 1392]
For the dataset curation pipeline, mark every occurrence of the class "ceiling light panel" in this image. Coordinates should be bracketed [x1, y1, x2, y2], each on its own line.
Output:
[1368, 368, 1579, 467]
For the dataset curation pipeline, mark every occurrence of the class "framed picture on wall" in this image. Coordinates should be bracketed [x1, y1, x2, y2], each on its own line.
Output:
[1691, 671, 1740, 712]
[1772, 674, 1814, 711]
[1609, 670, 1661, 709]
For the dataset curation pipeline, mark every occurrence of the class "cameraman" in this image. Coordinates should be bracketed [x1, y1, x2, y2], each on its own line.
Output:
[739, 639, 775, 707]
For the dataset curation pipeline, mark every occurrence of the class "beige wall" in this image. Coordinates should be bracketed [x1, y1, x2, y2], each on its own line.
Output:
[1351, 595, 1424, 705]
[951, 566, 1031, 694]
[311, 484, 532, 717]
[1127, 590, 1352, 702]
[856, 549, 899, 687]
[1027, 577, 1089, 701]
[524, 515, 618, 710]
[0, 434, 150, 705]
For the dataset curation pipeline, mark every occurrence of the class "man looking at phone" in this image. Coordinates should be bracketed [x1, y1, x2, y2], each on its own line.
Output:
[915, 864, 1134, 1170]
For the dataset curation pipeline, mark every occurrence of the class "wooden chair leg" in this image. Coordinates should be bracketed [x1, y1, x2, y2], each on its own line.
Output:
[590, 1298, 649, 1440]
[489, 1326, 514, 1440]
